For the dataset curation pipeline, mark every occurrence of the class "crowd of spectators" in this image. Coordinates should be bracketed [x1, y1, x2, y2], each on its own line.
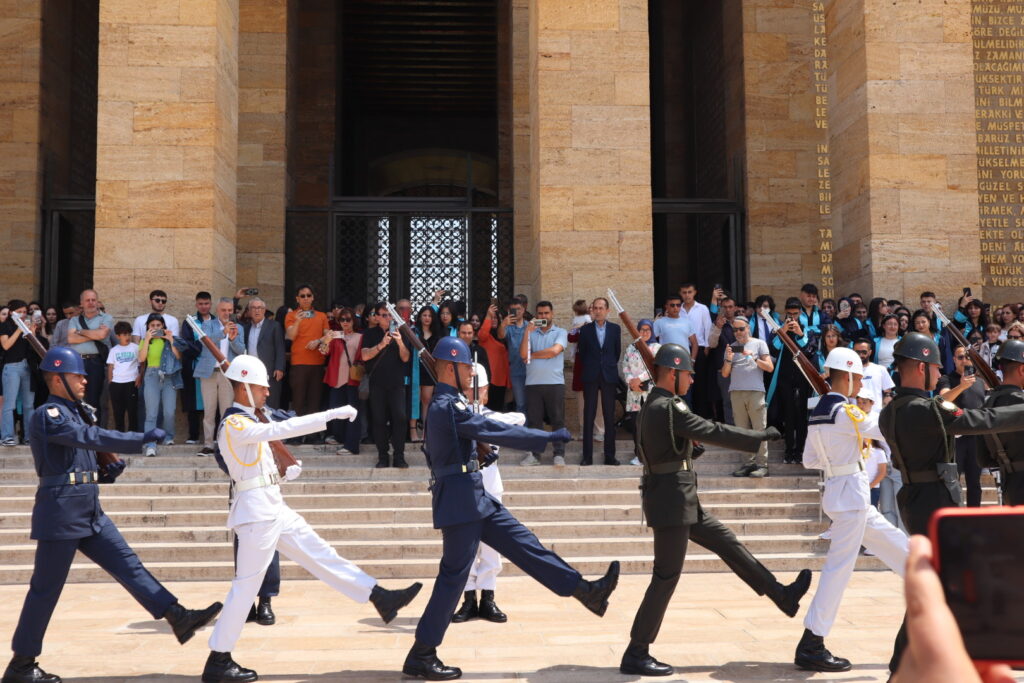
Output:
[1, 282, 1019, 489]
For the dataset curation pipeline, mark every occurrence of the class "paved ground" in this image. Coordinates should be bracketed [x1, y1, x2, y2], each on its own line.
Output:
[0, 570, 921, 682]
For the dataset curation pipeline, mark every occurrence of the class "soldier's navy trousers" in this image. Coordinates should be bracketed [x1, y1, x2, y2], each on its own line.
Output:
[416, 504, 581, 646]
[11, 514, 176, 657]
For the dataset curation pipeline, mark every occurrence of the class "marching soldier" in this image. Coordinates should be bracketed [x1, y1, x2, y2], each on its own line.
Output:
[3, 347, 222, 683]
[977, 339, 1024, 505]
[403, 337, 619, 681]
[621, 343, 811, 678]
[794, 347, 908, 672]
[202, 355, 422, 683]
[881, 331, 1024, 673]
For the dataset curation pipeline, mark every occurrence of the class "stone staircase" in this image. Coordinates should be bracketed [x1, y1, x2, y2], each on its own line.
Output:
[0, 442, 998, 584]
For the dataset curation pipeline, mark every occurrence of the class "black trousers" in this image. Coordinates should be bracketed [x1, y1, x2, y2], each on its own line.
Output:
[630, 508, 775, 646]
[369, 383, 406, 461]
[526, 384, 565, 459]
[582, 379, 617, 461]
[778, 379, 810, 457]
[109, 381, 139, 432]
[486, 385, 507, 412]
[955, 437, 982, 507]
[82, 356, 106, 422]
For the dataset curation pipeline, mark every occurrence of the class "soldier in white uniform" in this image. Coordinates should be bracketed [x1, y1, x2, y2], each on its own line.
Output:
[452, 363, 514, 624]
[201, 355, 423, 683]
[794, 347, 909, 672]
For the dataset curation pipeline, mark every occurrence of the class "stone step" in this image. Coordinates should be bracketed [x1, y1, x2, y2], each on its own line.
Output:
[0, 500, 822, 529]
[0, 488, 828, 512]
[0, 552, 888, 585]
[0, 532, 834, 566]
[0, 516, 831, 544]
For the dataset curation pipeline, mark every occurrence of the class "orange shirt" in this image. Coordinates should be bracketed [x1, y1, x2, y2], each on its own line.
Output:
[285, 309, 329, 366]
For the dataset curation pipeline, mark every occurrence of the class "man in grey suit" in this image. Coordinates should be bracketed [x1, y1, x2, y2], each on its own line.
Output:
[242, 297, 287, 409]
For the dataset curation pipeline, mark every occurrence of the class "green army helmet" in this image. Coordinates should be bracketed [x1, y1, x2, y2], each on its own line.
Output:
[653, 343, 693, 373]
[893, 331, 941, 366]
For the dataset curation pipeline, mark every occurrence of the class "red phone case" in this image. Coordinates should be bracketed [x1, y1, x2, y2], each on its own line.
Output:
[929, 506, 1024, 666]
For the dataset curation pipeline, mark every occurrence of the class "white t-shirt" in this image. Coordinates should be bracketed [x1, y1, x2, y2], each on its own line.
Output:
[864, 446, 888, 488]
[876, 337, 898, 369]
[132, 312, 180, 339]
[860, 362, 894, 413]
[106, 343, 140, 384]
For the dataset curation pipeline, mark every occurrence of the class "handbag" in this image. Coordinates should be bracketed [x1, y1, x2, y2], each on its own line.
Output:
[342, 337, 364, 382]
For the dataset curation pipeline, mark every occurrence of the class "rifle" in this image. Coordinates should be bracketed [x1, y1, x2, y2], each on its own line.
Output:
[387, 302, 492, 465]
[12, 313, 125, 477]
[183, 315, 299, 478]
[933, 303, 1000, 390]
[607, 289, 656, 378]
[757, 308, 831, 396]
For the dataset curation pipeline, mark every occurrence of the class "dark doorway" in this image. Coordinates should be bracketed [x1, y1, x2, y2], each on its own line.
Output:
[39, 0, 99, 306]
[649, 0, 746, 304]
[286, 0, 513, 314]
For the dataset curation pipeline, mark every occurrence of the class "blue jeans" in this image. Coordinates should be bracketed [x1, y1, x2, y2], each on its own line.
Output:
[510, 372, 527, 413]
[143, 367, 177, 448]
[2, 360, 34, 441]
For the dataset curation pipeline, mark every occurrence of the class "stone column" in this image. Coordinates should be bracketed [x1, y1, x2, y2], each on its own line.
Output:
[0, 1, 43, 299]
[94, 0, 239, 319]
[826, 0, 980, 303]
[237, 0, 287, 305]
[525, 0, 653, 321]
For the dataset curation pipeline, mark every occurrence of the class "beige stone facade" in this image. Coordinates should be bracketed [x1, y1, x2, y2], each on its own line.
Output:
[0, 0, 1011, 318]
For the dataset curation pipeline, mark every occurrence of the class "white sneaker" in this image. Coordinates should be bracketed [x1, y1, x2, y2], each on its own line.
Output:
[162, 439, 175, 446]
[630, 456, 641, 466]
[553, 455, 566, 466]
[594, 433, 605, 442]
[336, 447, 356, 456]
[819, 528, 832, 540]
[145, 446, 157, 457]
[185, 439, 199, 445]
[520, 454, 540, 466]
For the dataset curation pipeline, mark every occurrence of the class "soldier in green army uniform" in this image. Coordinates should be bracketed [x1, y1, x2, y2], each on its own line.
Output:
[977, 339, 1024, 505]
[620, 343, 812, 677]
[881, 331, 1024, 673]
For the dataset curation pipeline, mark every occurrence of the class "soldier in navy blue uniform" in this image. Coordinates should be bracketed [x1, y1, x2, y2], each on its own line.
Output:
[2, 347, 223, 683]
[403, 337, 620, 681]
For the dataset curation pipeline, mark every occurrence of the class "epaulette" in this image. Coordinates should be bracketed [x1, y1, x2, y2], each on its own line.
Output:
[841, 403, 866, 423]
[671, 396, 689, 413]
[808, 394, 846, 425]
[934, 396, 964, 418]
[42, 403, 68, 424]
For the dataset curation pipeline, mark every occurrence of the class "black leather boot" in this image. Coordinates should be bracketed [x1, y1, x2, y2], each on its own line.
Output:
[402, 640, 462, 680]
[794, 628, 852, 672]
[376, 455, 390, 468]
[201, 651, 258, 683]
[572, 560, 620, 617]
[256, 596, 275, 625]
[370, 582, 423, 624]
[164, 601, 223, 644]
[619, 642, 674, 677]
[2, 655, 61, 683]
[451, 591, 478, 623]
[766, 568, 812, 618]
[477, 590, 507, 623]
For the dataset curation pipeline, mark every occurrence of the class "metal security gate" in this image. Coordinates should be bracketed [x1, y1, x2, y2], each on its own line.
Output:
[286, 199, 513, 315]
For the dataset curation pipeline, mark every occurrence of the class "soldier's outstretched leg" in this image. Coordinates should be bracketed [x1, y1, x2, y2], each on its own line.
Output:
[620, 525, 688, 677]
[689, 508, 811, 616]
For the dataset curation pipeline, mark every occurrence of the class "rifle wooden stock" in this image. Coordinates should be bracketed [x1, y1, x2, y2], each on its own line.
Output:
[757, 309, 831, 396]
[13, 315, 121, 469]
[935, 308, 1000, 389]
[607, 290, 656, 378]
[185, 316, 298, 477]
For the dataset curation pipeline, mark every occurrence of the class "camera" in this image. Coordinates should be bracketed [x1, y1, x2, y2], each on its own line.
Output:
[535, 318, 549, 329]
[245, 288, 259, 296]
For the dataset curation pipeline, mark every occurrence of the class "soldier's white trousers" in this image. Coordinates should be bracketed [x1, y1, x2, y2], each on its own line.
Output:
[209, 505, 376, 652]
[466, 464, 503, 591]
[804, 505, 908, 637]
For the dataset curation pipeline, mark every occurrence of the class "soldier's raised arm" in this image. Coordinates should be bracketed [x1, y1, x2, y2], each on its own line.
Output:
[670, 401, 780, 453]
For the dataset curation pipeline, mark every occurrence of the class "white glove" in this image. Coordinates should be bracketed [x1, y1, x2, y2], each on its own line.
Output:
[285, 459, 303, 481]
[326, 406, 358, 422]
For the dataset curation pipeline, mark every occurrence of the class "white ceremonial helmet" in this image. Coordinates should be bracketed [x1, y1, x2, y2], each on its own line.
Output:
[823, 347, 864, 377]
[223, 354, 270, 388]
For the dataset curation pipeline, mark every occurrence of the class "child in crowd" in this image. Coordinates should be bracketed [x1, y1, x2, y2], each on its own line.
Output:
[106, 321, 140, 432]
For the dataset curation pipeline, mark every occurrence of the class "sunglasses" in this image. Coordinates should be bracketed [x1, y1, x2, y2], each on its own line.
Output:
[666, 303, 681, 308]
[298, 293, 313, 298]
[338, 317, 352, 322]
[1010, 334, 1023, 339]
[378, 312, 391, 318]
[732, 326, 747, 331]
[151, 298, 166, 304]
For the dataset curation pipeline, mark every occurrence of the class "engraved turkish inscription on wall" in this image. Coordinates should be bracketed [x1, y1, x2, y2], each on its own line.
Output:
[812, 3, 834, 299]
[973, 1, 1024, 291]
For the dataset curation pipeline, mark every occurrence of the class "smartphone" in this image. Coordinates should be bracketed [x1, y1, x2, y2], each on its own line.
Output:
[389, 318, 398, 334]
[152, 329, 164, 338]
[964, 365, 976, 377]
[730, 342, 745, 353]
[245, 288, 259, 296]
[839, 300, 851, 312]
[930, 507, 1024, 665]
[963, 287, 972, 298]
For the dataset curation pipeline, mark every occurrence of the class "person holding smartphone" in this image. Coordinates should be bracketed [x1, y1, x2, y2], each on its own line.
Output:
[284, 284, 330, 436]
[721, 316, 774, 476]
[936, 349, 986, 508]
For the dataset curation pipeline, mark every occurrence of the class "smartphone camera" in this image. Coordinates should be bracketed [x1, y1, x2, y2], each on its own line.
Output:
[963, 287, 972, 298]
[152, 329, 164, 338]
[535, 318, 549, 329]
[964, 365, 976, 377]
[730, 342, 745, 353]
[245, 288, 259, 296]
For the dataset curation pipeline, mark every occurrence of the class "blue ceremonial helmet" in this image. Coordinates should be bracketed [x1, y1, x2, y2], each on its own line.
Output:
[40, 346, 86, 375]
[435, 336, 473, 365]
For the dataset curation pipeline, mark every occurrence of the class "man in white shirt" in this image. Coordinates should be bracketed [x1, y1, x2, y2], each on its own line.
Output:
[652, 294, 698, 359]
[853, 339, 893, 413]
[202, 355, 422, 683]
[795, 347, 907, 673]
[680, 283, 715, 417]
[132, 289, 180, 342]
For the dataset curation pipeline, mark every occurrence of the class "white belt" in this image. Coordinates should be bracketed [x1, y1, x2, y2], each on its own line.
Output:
[826, 462, 864, 479]
[235, 472, 281, 492]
